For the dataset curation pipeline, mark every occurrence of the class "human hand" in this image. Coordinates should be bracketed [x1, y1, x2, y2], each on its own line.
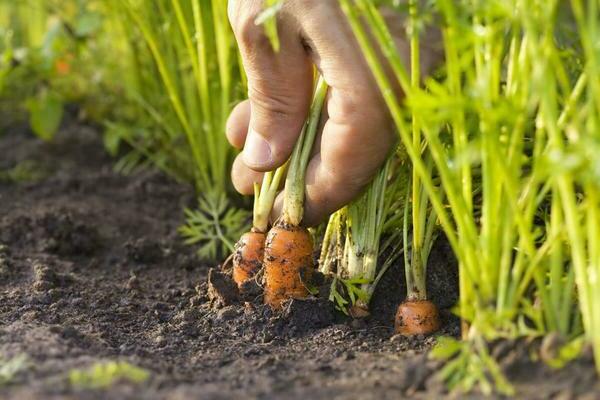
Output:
[226, 0, 439, 226]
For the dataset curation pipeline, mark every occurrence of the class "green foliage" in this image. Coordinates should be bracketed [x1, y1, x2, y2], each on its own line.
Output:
[0, 354, 29, 386]
[69, 361, 150, 389]
[342, 0, 600, 393]
[103, 0, 243, 192]
[0, 160, 46, 183]
[431, 336, 514, 396]
[0, 0, 123, 135]
[543, 336, 585, 369]
[320, 158, 405, 313]
[329, 276, 370, 315]
[26, 91, 64, 141]
[100, 0, 250, 257]
[179, 192, 250, 261]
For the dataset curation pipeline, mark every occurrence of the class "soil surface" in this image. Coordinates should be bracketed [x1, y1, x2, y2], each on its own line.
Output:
[0, 119, 598, 399]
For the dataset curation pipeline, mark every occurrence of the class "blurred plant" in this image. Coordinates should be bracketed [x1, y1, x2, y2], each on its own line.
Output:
[0, 160, 46, 183]
[0, 354, 29, 386]
[103, 0, 243, 189]
[68, 361, 149, 389]
[431, 336, 514, 396]
[0, 0, 119, 137]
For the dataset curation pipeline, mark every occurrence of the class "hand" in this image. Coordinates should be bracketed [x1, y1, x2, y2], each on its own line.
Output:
[226, 0, 438, 226]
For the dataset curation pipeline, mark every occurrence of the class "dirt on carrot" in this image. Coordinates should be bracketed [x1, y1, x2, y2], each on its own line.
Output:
[263, 223, 314, 309]
[395, 300, 441, 336]
[232, 230, 265, 288]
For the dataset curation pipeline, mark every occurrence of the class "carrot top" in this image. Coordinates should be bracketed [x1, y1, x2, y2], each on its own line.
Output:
[252, 163, 288, 233]
[280, 77, 328, 227]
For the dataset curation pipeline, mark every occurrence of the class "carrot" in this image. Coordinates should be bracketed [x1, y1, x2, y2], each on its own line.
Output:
[232, 166, 287, 288]
[263, 77, 328, 309]
[232, 230, 265, 287]
[394, 177, 441, 335]
[263, 224, 313, 306]
[394, 299, 441, 335]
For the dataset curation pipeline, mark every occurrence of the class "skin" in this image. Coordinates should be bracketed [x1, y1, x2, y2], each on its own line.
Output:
[226, 0, 440, 226]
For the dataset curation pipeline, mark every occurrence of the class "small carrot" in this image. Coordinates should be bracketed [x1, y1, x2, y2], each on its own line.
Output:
[394, 177, 441, 335]
[394, 298, 441, 335]
[264, 77, 328, 309]
[232, 230, 265, 287]
[232, 166, 286, 288]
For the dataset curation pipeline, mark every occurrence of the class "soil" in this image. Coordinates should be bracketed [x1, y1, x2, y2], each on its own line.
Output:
[0, 118, 598, 399]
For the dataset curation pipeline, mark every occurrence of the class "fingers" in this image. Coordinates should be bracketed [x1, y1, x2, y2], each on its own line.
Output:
[231, 153, 264, 195]
[228, 0, 398, 225]
[290, 3, 395, 225]
[226, 100, 251, 149]
[304, 96, 396, 226]
[229, 1, 314, 171]
[270, 92, 396, 226]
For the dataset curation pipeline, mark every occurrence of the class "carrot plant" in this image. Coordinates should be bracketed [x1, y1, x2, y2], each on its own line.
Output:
[341, 0, 591, 394]
[319, 157, 405, 317]
[106, 0, 242, 191]
[394, 0, 441, 336]
[232, 163, 287, 288]
[263, 76, 328, 309]
[545, 0, 600, 375]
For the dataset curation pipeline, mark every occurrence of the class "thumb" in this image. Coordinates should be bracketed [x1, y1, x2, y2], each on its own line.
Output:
[230, 3, 313, 171]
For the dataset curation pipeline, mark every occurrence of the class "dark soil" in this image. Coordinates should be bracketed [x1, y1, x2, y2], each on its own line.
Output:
[0, 119, 598, 399]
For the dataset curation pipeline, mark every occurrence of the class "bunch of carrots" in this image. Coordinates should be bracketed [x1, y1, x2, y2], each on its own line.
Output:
[231, 77, 328, 309]
[229, 74, 440, 337]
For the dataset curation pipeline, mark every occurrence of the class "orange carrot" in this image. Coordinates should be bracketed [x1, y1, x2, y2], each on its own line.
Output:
[232, 165, 287, 288]
[232, 230, 265, 287]
[393, 173, 441, 335]
[264, 223, 313, 307]
[263, 77, 328, 309]
[394, 299, 441, 335]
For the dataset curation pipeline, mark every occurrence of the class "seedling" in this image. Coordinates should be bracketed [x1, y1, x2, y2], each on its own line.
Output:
[232, 163, 287, 288]
[320, 158, 404, 316]
[395, 1, 441, 336]
[263, 76, 328, 309]
[0, 354, 29, 386]
[69, 361, 149, 389]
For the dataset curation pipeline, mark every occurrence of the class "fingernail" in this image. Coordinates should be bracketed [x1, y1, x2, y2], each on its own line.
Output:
[243, 129, 272, 168]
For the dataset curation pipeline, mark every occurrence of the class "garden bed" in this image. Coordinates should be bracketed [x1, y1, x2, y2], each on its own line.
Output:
[0, 120, 597, 399]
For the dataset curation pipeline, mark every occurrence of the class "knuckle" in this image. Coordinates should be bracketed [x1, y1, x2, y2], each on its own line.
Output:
[294, 0, 335, 10]
[235, 12, 269, 50]
[248, 85, 300, 121]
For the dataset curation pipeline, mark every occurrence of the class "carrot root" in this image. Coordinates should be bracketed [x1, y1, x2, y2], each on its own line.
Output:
[264, 223, 314, 309]
[394, 300, 441, 336]
[232, 231, 265, 288]
[349, 301, 370, 319]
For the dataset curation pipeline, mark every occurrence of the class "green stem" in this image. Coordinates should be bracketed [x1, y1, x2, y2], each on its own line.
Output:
[281, 77, 328, 226]
[253, 162, 287, 233]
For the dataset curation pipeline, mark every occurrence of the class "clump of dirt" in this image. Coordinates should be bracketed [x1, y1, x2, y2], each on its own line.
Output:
[207, 268, 239, 307]
[0, 118, 598, 399]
